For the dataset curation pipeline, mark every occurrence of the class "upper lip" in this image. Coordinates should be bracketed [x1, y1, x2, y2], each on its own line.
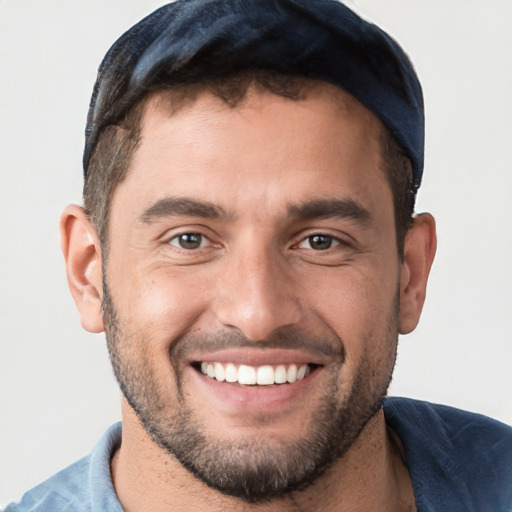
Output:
[187, 348, 328, 367]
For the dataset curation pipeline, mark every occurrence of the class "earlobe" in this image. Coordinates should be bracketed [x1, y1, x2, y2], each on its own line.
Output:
[60, 205, 105, 333]
[398, 213, 437, 334]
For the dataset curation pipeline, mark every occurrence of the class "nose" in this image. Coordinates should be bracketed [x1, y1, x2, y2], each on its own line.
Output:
[213, 243, 302, 341]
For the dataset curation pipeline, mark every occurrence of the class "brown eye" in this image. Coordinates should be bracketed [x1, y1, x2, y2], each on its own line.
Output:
[305, 234, 335, 251]
[169, 233, 205, 250]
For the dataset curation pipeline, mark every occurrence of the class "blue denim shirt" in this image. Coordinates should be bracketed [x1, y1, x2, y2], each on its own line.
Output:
[4, 423, 123, 512]
[5, 399, 512, 512]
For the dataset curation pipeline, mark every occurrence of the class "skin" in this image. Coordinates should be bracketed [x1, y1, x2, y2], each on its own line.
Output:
[61, 82, 436, 511]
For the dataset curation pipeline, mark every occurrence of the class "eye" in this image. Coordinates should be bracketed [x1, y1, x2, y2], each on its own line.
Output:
[298, 234, 340, 251]
[169, 233, 207, 250]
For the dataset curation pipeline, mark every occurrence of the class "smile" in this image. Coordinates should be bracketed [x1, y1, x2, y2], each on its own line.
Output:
[198, 362, 315, 386]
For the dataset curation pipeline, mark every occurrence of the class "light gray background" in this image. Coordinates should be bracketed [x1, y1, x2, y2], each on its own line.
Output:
[1, 0, 511, 505]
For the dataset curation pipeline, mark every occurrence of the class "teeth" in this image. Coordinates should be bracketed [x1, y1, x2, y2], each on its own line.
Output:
[257, 365, 274, 385]
[199, 362, 311, 386]
[287, 364, 297, 383]
[275, 364, 287, 384]
[214, 362, 225, 382]
[238, 365, 257, 385]
[225, 363, 238, 383]
[297, 364, 307, 380]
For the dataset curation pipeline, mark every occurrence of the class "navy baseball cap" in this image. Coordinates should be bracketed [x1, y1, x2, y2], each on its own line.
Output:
[84, 0, 424, 196]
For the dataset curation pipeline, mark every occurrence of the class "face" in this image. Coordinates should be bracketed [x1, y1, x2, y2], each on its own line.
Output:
[103, 84, 403, 501]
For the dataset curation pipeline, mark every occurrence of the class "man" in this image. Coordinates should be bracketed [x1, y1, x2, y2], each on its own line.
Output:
[5, 0, 511, 511]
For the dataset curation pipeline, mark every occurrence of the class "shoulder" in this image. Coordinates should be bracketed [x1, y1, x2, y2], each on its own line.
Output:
[384, 396, 512, 447]
[4, 423, 122, 512]
[3, 456, 91, 512]
[384, 397, 512, 512]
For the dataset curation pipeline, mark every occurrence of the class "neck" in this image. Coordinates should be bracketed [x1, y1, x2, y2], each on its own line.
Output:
[111, 402, 416, 512]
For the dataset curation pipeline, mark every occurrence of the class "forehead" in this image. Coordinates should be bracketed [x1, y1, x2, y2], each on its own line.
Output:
[111, 82, 392, 224]
[141, 79, 384, 147]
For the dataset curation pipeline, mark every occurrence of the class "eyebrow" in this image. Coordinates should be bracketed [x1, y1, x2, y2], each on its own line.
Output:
[138, 196, 370, 225]
[287, 198, 371, 224]
[139, 197, 228, 223]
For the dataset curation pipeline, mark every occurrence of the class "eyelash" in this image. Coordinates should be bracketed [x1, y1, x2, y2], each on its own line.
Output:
[166, 231, 346, 253]
[296, 234, 341, 251]
[168, 232, 211, 250]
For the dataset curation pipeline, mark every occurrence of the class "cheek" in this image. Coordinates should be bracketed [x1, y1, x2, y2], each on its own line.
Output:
[307, 267, 399, 359]
[113, 266, 214, 348]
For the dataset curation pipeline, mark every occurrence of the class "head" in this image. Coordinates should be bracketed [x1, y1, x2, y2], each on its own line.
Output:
[62, 0, 436, 504]
[82, 0, 424, 259]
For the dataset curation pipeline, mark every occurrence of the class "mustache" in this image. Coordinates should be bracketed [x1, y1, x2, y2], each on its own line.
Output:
[171, 326, 345, 363]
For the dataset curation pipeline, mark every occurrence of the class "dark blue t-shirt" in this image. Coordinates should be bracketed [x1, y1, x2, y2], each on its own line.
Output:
[5, 398, 512, 511]
[384, 398, 512, 511]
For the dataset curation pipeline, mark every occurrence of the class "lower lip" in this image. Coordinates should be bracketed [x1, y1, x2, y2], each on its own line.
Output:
[189, 366, 322, 414]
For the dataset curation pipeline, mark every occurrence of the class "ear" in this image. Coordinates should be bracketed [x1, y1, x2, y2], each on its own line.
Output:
[398, 213, 437, 334]
[60, 205, 104, 333]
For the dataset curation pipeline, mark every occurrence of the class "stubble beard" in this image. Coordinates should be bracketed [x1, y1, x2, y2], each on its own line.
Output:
[102, 280, 399, 503]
